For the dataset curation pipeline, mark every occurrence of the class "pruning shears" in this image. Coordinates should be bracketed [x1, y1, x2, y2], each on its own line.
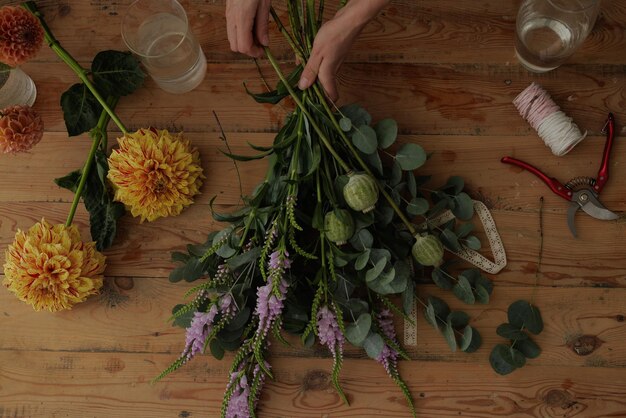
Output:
[501, 113, 619, 237]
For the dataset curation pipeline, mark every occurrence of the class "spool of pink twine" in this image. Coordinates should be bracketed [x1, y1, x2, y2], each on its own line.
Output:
[513, 82, 587, 156]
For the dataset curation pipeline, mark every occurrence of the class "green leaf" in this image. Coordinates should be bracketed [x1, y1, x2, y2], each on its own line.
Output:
[460, 325, 481, 353]
[431, 268, 453, 290]
[425, 296, 450, 329]
[464, 235, 481, 250]
[91, 50, 145, 97]
[339, 117, 352, 132]
[340, 104, 371, 126]
[61, 83, 103, 136]
[172, 304, 195, 328]
[354, 250, 371, 271]
[350, 229, 373, 251]
[345, 313, 372, 346]
[407, 172, 417, 197]
[374, 118, 398, 149]
[489, 344, 518, 375]
[220, 148, 272, 161]
[407, 197, 429, 216]
[89, 200, 125, 251]
[225, 307, 251, 331]
[452, 192, 474, 221]
[352, 125, 378, 154]
[516, 337, 541, 359]
[0, 62, 11, 73]
[453, 275, 475, 304]
[447, 311, 470, 328]
[363, 333, 385, 359]
[395, 143, 427, 171]
[496, 323, 529, 340]
[443, 320, 457, 352]
[226, 247, 261, 269]
[510, 346, 527, 368]
[362, 150, 383, 175]
[508, 300, 544, 335]
[366, 258, 387, 283]
[425, 303, 438, 329]
[402, 280, 415, 316]
[277, 65, 303, 95]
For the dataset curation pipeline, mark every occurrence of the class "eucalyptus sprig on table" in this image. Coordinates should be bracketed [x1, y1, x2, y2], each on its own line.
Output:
[158, 1, 502, 417]
[22, 1, 145, 250]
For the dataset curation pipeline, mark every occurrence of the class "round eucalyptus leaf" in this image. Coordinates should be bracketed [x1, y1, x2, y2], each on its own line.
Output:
[496, 323, 529, 340]
[516, 337, 541, 359]
[447, 311, 470, 328]
[345, 313, 372, 346]
[452, 275, 475, 304]
[352, 125, 378, 154]
[363, 332, 385, 359]
[464, 236, 481, 250]
[395, 143, 427, 171]
[339, 117, 352, 132]
[508, 300, 544, 335]
[354, 249, 371, 271]
[452, 192, 474, 221]
[489, 344, 518, 375]
[407, 197, 429, 216]
[460, 325, 481, 353]
[443, 320, 457, 352]
[375, 118, 398, 149]
[365, 258, 387, 283]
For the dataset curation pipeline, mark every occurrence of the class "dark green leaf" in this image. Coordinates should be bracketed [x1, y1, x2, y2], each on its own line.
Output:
[220, 148, 272, 161]
[475, 285, 490, 304]
[345, 313, 372, 346]
[374, 118, 398, 149]
[350, 229, 373, 251]
[455, 222, 475, 238]
[407, 197, 429, 216]
[395, 143, 427, 171]
[362, 150, 383, 175]
[363, 333, 385, 359]
[508, 300, 544, 335]
[91, 50, 145, 96]
[354, 250, 371, 271]
[453, 276, 475, 304]
[277, 65, 303, 95]
[226, 247, 261, 269]
[496, 323, 529, 340]
[225, 307, 251, 331]
[340, 104, 371, 126]
[407, 172, 417, 197]
[402, 280, 415, 316]
[440, 228, 462, 252]
[375, 206, 395, 226]
[209, 339, 225, 360]
[489, 344, 518, 375]
[54, 170, 81, 193]
[445, 176, 465, 195]
[510, 346, 527, 368]
[244, 83, 288, 104]
[452, 192, 474, 221]
[447, 311, 470, 328]
[464, 235, 481, 250]
[516, 337, 541, 359]
[89, 200, 125, 251]
[61, 83, 102, 136]
[352, 125, 378, 154]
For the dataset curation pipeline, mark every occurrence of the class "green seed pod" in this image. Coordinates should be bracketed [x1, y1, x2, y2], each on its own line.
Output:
[412, 234, 444, 267]
[343, 173, 379, 213]
[324, 209, 355, 245]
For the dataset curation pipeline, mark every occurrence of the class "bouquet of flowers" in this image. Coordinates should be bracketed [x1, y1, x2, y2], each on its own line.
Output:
[158, 2, 502, 417]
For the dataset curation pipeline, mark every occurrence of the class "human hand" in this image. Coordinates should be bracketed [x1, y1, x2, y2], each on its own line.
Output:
[225, 0, 271, 58]
[298, 0, 390, 101]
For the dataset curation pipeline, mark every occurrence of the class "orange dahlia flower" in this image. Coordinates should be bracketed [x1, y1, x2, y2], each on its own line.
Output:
[0, 105, 44, 153]
[107, 128, 204, 222]
[3, 219, 106, 312]
[0, 6, 44, 66]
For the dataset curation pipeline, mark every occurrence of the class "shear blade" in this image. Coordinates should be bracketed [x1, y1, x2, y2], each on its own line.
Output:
[567, 203, 579, 237]
[579, 199, 619, 220]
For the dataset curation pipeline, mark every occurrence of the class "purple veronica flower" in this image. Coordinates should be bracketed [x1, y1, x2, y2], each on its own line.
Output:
[225, 373, 251, 418]
[317, 306, 345, 355]
[375, 309, 399, 376]
[254, 250, 291, 338]
[184, 304, 218, 359]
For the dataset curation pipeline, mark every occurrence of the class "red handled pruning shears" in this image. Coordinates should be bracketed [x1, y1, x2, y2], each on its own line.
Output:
[502, 113, 619, 237]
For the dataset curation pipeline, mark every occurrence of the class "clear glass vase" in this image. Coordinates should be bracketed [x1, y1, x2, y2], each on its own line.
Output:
[0, 67, 37, 108]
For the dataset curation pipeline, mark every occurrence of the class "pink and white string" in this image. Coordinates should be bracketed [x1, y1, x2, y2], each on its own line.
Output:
[513, 82, 587, 156]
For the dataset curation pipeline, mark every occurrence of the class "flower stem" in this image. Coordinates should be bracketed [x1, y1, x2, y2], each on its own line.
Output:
[65, 97, 118, 227]
[21, 1, 128, 135]
[264, 47, 351, 173]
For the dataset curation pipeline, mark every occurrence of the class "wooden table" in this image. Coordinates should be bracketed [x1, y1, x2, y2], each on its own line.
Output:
[1, 1, 626, 417]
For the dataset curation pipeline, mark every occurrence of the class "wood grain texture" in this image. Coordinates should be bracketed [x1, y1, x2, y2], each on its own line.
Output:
[1, 0, 626, 417]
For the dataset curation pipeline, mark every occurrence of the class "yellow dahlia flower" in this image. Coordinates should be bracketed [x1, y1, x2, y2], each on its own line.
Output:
[3, 219, 106, 312]
[107, 128, 204, 222]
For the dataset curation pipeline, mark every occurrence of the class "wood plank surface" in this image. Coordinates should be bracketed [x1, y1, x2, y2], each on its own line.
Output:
[1, 0, 626, 417]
